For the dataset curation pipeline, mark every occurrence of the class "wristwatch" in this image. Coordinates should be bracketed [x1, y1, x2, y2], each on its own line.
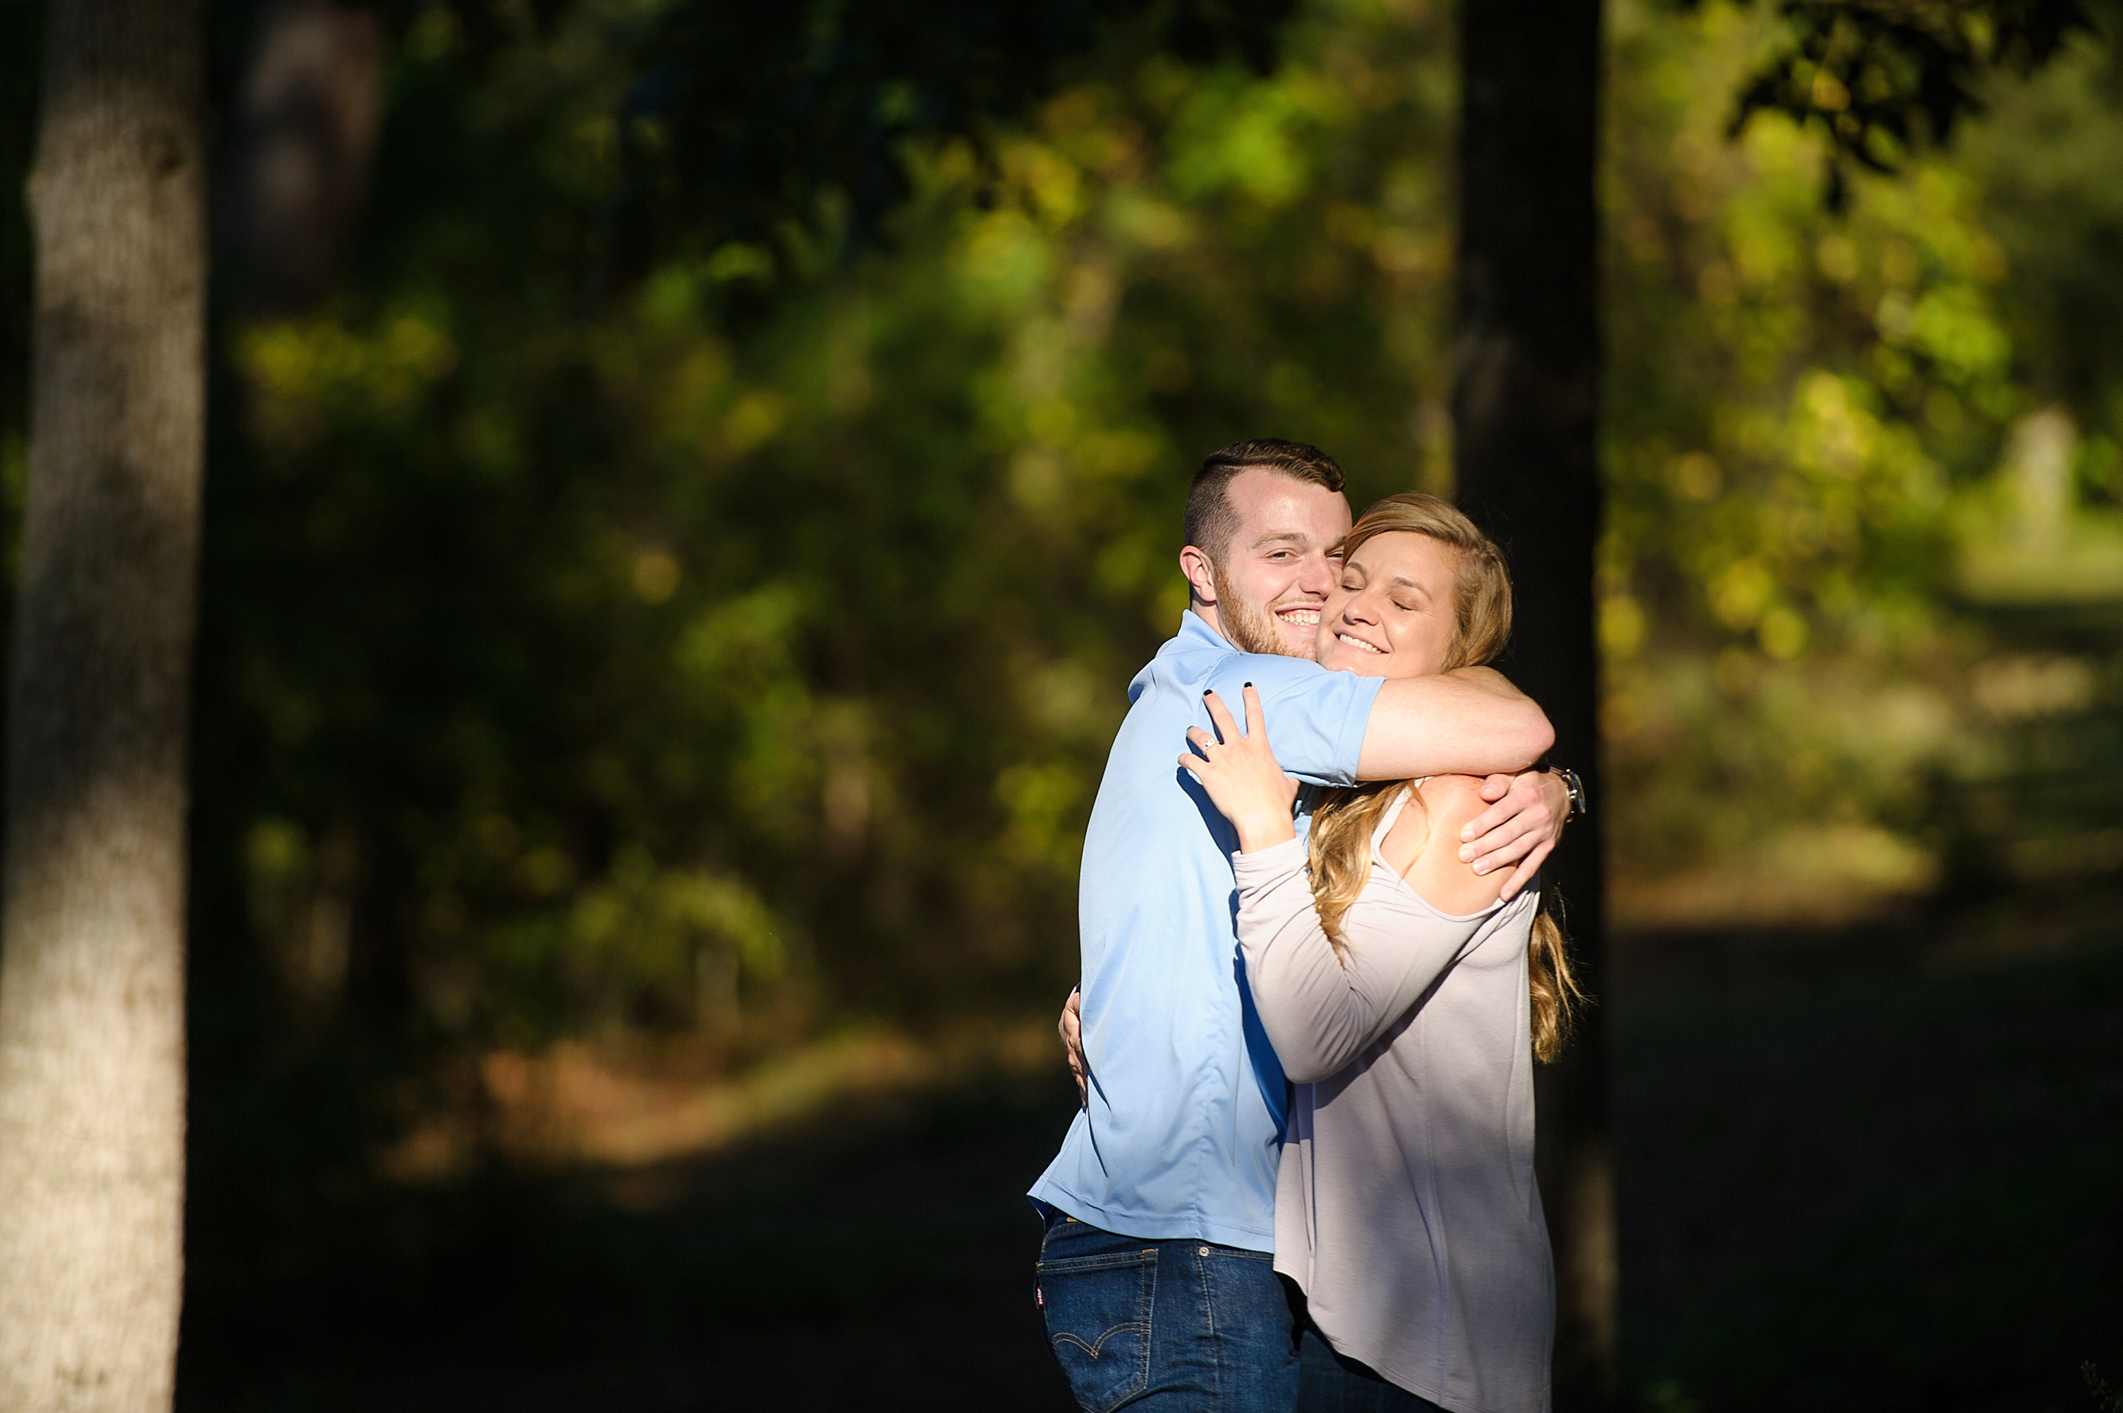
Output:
[1555, 766, 1588, 823]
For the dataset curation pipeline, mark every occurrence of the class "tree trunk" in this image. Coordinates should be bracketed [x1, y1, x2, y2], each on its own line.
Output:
[218, 0, 384, 314]
[1451, 3, 1615, 1409]
[0, 2, 206, 1409]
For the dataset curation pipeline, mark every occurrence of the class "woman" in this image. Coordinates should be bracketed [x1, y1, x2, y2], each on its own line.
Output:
[1180, 493, 1580, 1413]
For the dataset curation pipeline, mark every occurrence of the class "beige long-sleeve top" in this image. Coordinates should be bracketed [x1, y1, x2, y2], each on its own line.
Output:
[1234, 792, 1553, 1413]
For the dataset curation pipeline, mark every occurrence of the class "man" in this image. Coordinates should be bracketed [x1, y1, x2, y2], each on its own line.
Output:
[1029, 439, 1570, 1412]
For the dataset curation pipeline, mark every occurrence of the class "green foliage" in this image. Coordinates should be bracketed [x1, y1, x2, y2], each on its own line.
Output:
[2, 4, 2117, 1399]
[182, 0, 1468, 1062]
[2087, 1361, 2123, 1412]
[1706, 0, 2097, 201]
[363, 0, 1296, 288]
[2, 0, 2119, 1108]
[1604, 0, 2123, 893]
[612, 0, 1296, 267]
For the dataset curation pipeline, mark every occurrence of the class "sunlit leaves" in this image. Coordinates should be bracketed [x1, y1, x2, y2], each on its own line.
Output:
[237, 306, 461, 449]
[188, 0, 2123, 1041]
[1716, 0, 2095, 194]
[1601, 0, 2062, 873]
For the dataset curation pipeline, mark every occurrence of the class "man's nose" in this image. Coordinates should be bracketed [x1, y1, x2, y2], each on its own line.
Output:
[1298, 553, 1337, 595]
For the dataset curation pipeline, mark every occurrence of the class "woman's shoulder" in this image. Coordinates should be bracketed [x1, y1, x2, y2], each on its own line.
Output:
[1401, 774, 1505, 917]
[1413, 772, 1491, 816]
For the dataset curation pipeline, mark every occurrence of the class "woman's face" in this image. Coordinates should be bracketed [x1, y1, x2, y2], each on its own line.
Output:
[1313, 530, 1459, 680]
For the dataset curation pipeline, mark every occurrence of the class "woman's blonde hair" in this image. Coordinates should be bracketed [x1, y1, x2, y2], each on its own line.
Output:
[1305, 492, 1584, 1062]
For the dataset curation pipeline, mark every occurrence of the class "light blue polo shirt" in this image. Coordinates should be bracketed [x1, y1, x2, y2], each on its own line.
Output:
[1029, 610, 1384, 1250]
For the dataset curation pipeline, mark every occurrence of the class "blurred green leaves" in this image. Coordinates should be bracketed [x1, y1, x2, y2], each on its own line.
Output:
[184, 0, 1476, 1061]
[1605, 0, 2123, 904]
[5, 0, 2119, 1079]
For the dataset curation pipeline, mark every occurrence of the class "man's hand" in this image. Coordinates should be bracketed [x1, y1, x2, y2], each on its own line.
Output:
[1059, 988, 1086, 1106]
[1459, 767, 1571, 903]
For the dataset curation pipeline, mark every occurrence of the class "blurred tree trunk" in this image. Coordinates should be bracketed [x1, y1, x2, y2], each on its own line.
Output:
[1451, 3, 1615, 1410]
[219, 0, 383, 314]
[0, 1, 206, 1409]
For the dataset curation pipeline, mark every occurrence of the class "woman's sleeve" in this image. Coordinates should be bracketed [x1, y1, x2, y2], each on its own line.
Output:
[1234, 839, 1485, 1083]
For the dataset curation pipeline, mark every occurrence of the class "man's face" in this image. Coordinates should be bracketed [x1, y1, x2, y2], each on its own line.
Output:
[1193, 468, 1353, 659]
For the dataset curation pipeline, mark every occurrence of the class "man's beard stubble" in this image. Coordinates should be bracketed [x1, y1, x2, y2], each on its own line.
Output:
[1211, 564, 1314, 660]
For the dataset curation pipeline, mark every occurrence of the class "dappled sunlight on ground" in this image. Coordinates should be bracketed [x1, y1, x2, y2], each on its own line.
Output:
[182, 1034, 1087, 1412]
[381, 1016, 1066, 1180]
[1613, 822, 1940, 931]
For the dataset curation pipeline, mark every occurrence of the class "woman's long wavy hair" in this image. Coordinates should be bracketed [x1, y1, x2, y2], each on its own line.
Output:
[1306, 493, 1585, 1062]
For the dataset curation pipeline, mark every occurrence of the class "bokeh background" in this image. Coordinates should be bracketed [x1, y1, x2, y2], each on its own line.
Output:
[1, 0, 2119, 1408]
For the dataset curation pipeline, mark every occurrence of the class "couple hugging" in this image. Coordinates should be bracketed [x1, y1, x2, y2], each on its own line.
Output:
[1029, 438, 1584, 1413]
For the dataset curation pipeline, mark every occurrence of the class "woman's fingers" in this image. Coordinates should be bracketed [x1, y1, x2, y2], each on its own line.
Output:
[1185, 725, 1215, 753]
[1241, 683, 1267, 741]
[1058, 991, 1086, 1106]
[1202, 689, 1241, 742]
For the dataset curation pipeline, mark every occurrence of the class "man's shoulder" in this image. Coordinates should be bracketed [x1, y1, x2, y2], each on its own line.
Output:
[1128, 619, 1211, 687]
[1195, 651, 1354, 715]
[1206, 650, 1327, 688]
[1129, 646, 1316, 710]
[1124, 618, 1366, 731]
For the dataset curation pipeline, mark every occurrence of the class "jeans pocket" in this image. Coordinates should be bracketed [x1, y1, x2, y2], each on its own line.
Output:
[1037, 1245, 1157, 1413]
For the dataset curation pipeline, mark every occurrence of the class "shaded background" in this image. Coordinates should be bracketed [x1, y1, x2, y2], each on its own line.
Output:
[1, 0, 2119, 1407]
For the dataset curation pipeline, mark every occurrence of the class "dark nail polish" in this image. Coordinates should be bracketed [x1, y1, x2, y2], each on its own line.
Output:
[1243, 682, 1252, 688]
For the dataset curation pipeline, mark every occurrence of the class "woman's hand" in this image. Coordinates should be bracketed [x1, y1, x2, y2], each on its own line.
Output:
[1179, 685, 1299, 853]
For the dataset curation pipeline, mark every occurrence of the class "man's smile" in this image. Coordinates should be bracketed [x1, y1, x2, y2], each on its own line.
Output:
[1275, 606, 1322, 629]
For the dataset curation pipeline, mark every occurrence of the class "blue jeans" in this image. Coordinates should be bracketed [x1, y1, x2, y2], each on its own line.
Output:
[1297, 1326, 1445, 1413]
[1036, 1212, 1300, 1413]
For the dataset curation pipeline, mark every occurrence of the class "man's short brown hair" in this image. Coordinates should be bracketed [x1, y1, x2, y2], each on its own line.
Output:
[1183, 438, 1346, 565]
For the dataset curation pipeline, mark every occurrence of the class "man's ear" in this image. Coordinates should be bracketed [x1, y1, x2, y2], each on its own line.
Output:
[1179, 545, 1217, 606]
